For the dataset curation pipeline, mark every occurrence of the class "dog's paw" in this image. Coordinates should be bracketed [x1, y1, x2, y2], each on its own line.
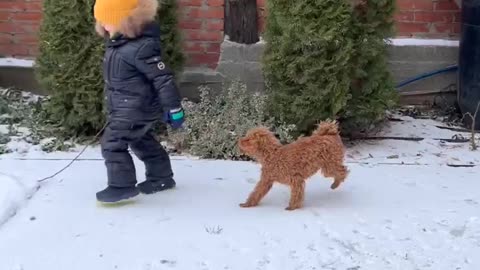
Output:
[285, 206, 300, 211]
[331, 181, 342, 190]
[239, 202, 256, 208]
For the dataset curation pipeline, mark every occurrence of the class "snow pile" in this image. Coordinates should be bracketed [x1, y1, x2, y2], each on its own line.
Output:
[0, 58, 35, 67]
[0, 174, 23, 225]
[389, 38, 459, 47]
[0, 172, 38, 226]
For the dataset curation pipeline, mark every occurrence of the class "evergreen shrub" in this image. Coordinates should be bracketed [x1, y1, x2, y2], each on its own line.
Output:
[263, 0, 397, 135]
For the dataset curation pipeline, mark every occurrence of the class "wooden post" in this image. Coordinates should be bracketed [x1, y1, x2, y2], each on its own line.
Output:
[224, 0, 259, 44]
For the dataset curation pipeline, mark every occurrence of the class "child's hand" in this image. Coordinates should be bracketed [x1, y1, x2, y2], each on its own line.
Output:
[163, 108, 185, 129]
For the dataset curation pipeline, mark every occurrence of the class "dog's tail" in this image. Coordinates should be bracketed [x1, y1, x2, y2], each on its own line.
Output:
[313, 120, 339, 136]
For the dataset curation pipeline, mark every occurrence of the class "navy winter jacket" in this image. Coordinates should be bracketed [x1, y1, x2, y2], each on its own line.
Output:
[102, 22, 181, 123]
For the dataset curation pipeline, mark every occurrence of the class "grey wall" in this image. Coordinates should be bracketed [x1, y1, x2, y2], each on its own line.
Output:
[1, 40, 459, 105]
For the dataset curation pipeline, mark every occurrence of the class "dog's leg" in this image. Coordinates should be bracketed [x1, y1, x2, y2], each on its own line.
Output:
[321, 163, 348, 190]
[331, 165, 348, 190]
[286, 181, 305, 211]
[240, 174, 273, 208]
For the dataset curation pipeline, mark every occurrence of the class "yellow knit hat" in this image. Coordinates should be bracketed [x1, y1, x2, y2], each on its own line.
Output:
[94, 0, 139, 29]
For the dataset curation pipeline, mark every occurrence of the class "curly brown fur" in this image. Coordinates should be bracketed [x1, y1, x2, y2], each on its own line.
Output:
[238, 120, 348, 211]
[95, 0, 158, 38]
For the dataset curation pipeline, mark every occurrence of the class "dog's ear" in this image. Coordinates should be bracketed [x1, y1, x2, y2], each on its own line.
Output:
[257, 128, 281, 146]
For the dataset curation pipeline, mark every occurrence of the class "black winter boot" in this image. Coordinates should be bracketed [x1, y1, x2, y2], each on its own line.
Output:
[96, 186, 139, 203]
[137, 178, 176, 194]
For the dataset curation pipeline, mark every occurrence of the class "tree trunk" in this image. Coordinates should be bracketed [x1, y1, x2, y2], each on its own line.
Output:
[225, 0, 259, 44]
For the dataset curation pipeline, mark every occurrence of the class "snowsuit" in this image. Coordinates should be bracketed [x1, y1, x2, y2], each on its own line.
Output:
[101, 22, 181, 188]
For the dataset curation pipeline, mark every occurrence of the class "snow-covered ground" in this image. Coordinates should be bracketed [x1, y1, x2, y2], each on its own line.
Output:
[0, 116, 479, 270]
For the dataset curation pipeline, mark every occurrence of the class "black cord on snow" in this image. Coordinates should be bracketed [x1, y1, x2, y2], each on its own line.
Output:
[345, 136, 424, 142]
[37, 123, 108, 183]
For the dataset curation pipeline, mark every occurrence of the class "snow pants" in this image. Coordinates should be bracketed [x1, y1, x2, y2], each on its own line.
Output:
[101, 121, 173, 188]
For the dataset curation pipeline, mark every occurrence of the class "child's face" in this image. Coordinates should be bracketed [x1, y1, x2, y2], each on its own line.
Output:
[103, 24, 117, 33]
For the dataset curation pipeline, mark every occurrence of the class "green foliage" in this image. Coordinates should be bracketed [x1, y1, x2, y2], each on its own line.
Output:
[157, 0, 185, 75]
[342, 0, 398, 133]
[165, 82, 296, 160]
[0, 89, 72, 153]
[35, 0, 184, 138]
[263, 0, 397, 136]
[35, 0, 104, 138]
[263, 0, 355, 134]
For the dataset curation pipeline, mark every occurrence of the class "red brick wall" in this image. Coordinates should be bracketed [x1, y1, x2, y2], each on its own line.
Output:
[0, 0, 42, 57]
[179, 0, 224, 69]
[395, 0, 460, 38]
[0, 0, 461, 68]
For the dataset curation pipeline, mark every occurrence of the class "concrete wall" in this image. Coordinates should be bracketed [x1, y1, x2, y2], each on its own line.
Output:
[180, 40, 459, 105]
[389, 43, 458, 105]
[1, 40, 458, 106]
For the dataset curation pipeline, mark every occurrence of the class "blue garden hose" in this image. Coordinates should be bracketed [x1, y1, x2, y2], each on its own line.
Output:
[395, 65, 458, 89]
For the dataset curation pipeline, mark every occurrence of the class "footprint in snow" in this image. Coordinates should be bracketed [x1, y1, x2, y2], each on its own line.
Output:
[465, 199, 479, 205]
[307, 243, 318, 252]
[352, 229, 375, 240]
[289, 250, 300, 260]
[450, 226, 466, 238]
[142, 260, 177, 269]
[246, 178, 257, 184]
[256, 255, 271, 270]
[309, 209, 320, 217]
[404, 181, 416, 187]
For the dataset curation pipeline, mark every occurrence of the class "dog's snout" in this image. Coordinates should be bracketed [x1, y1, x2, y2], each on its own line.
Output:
[238, 137, 250, 151]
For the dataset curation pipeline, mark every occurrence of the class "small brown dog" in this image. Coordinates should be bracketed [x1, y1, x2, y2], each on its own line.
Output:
[238, 120, 348, 211]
